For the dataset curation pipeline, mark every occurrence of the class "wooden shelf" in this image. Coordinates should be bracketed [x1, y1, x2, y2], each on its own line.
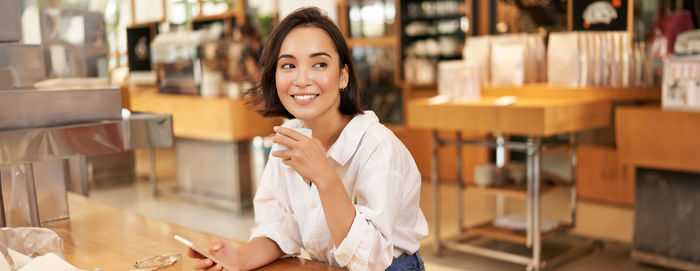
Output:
[481, 84, 661, 102]
[347, 36, 397, 48]
[466, 220, 572, 244]
[466, 180, 563, 199]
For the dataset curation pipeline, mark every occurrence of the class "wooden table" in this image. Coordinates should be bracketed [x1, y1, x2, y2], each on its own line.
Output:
[407, 97, 611, 136]
[407, 97, 610, 271]
[43, 193, 343, 271]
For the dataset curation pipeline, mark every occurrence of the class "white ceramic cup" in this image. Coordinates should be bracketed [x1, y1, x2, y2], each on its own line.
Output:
[272, 128, 312, 152]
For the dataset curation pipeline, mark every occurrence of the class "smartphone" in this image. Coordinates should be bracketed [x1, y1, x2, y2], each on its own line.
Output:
[174, 235, 236, 271]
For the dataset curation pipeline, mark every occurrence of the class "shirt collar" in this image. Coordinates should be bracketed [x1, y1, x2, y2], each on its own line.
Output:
[326, 111, 377, 165]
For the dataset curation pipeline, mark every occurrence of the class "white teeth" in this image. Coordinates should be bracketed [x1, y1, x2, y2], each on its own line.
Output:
[294, 95, 316, 101]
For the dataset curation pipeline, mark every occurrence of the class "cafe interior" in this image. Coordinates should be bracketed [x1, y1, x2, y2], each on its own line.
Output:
[0, 0, 699, 270]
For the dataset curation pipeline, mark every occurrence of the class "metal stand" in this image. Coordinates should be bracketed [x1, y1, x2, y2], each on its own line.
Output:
[23, 164, 41, 227]
[149, 147, 159, 196]
[431, 130, 597, 270]
[0, 172, 5, 227]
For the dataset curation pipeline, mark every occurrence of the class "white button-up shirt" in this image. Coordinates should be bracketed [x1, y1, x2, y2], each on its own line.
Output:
[250, 111, 428, 271]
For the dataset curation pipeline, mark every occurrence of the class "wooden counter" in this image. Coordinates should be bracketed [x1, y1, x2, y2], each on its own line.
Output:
[481, 84, 661, 102]
[44, 193, 343, 271]
[616, 106, 700, 173]
[407, 97, 611, 136]
[130, 90, 281, 142]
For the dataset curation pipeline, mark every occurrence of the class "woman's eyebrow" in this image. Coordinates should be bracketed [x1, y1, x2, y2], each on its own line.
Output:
[278, 54, 295, 59]
[310, 52, 331, 58]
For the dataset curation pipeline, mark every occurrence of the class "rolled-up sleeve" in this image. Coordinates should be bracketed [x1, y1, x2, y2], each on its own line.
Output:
[333, 169, 403, 271]
[249, 159, 302, 256]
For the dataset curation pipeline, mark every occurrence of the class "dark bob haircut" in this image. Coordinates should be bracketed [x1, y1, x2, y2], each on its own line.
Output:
[246, 7, 363, 119]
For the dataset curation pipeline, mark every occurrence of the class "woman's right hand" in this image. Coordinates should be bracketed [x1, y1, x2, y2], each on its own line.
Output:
[187, 238, 242, 271]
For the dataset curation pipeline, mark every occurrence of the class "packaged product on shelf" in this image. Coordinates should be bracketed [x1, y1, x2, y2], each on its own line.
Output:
[592, 33, 603, 86]
[585, 32, 597, 86]
[491, 42, 525, 87]
[621, 33, 631, 87]
[438, 60, 480, 101]
[547, 32, 580, 87]
[610, 32, 623, 88]
[463, 36, 491, 84]
[662, 56, 700, 110]
[578, 32, 590, 87]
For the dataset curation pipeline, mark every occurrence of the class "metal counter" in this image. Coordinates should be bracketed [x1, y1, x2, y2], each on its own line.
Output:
[0, 113, 173, 227]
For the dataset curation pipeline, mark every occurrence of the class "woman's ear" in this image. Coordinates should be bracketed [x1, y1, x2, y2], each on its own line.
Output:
[339, 64, 349, 89]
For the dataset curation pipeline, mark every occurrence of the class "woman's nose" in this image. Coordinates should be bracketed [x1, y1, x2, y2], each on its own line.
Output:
[293, 66, 311, 86]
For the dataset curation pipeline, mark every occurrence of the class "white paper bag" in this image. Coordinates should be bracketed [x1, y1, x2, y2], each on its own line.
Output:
[547, 32, 580, 87]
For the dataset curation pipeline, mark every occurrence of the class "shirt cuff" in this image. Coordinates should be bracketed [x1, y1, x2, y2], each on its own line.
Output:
[333, 208, 371, 268]
[250, 222, 301, 256]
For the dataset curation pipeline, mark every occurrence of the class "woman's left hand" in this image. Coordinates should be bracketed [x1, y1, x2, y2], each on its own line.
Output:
[271, 126, 336, 188]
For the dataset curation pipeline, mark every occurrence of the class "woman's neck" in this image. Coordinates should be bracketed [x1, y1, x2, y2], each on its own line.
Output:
[305, 112, 352, 151]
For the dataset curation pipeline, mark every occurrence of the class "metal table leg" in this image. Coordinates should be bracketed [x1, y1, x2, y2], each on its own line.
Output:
[0, 171, 5, 227]
[526, 137, 534, 248]
[456, 131, 464, 232]
[149, 148, 158, 197]
[529, 137, 543, 271]
[431, 130, 442, 255]
[569, 133, 578, 226]
[23, 163, 41, 227]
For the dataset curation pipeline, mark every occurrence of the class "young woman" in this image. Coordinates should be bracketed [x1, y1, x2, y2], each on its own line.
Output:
[188, 7, 427, 271]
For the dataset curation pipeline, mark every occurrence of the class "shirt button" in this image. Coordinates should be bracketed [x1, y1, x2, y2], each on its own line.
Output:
[311, 203, 318, 209]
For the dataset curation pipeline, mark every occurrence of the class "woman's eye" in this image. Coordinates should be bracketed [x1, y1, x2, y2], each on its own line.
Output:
[281, 63, 295, 69]
[313, 62, 327, 68]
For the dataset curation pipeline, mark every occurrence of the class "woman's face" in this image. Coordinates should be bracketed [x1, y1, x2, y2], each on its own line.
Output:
[275, 26, 349, 121]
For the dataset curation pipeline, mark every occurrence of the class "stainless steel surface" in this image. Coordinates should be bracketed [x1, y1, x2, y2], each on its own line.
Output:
[444, 241, 533, 266]
[456, 131, 463, 233]
[0, 88, 121, 130]
[431, 130, 441, 255]
[526, 137, 534, 248]
[0, 171, 4, 227]
[175, 138, 252, 214]
[0, 0, 20, 42]
[23, 163, 41, 227]
[40, 9, 108, 77]
[149, 148, 157, 196]
[155, 59, 202, 95]
[0, 113, 173, 165]
[67, 156, 89, 196]
[532, 137, 542, 271]
[0, 162, 69, 227]
[0, 44, 46, 88]
[569, 133, 578, 227]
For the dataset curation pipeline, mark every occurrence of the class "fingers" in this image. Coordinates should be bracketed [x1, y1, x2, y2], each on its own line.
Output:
[270, 150, 294, 160]
[205, 263, 225, 271]
[209, 238, 226, 253]
[274, 126, 308, 141]
[187, 247, 205, 259]
[193, 258, 214, 270]
[272, 133, 298, 150]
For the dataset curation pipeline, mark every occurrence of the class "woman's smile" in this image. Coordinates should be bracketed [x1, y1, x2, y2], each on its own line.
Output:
[291, 93, 320, 104]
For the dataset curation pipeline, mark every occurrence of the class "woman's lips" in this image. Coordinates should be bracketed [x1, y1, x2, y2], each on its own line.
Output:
[291, 94, 319, 105]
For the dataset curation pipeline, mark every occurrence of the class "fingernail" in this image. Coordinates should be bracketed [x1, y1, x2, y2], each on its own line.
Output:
[213, 243, 222, 250]
[273, 126, 279, 132]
